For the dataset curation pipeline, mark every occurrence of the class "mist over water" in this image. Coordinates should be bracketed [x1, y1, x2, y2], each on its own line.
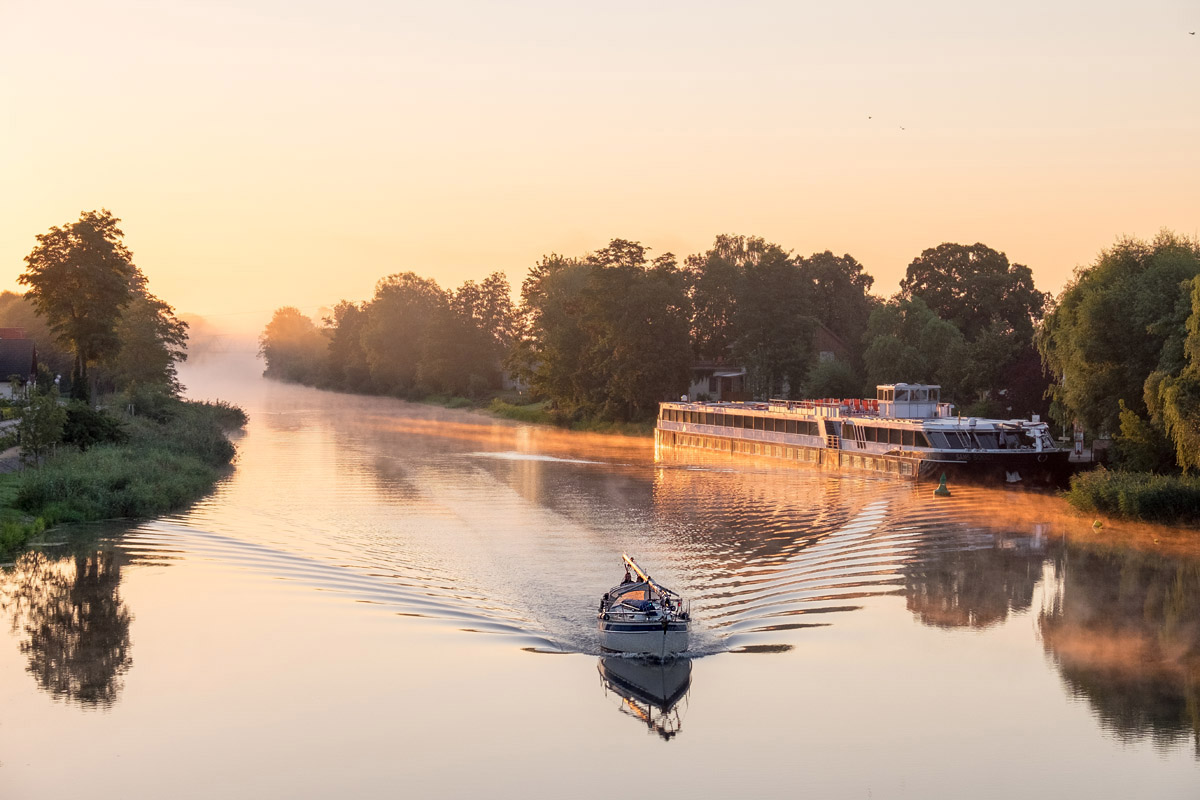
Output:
[1, 352, 1198, 798]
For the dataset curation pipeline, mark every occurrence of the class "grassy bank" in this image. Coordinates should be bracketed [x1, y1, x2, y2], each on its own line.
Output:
[1064, 468, 1200, 525]
[0, 399, 246, 558]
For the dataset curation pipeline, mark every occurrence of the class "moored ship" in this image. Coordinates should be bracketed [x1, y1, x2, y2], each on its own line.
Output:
[655, 383, 1071, 485]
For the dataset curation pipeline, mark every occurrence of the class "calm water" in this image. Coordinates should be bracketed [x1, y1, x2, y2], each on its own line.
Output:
[2, 355, 1198, 798]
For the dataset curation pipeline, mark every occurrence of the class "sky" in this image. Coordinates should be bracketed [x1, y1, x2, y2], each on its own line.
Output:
[2, 1, 1198, 338]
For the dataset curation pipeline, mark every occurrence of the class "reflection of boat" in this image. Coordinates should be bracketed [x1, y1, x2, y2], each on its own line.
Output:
[598, 657, 692, 740]
[656, 382, 1072, 484]
[597, 554, 689, 658]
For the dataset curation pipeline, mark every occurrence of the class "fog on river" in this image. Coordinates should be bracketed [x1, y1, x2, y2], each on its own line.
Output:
[1, 353, 1198, 799]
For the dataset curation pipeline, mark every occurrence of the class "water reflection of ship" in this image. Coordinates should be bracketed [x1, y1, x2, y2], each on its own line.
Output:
[597, 657, 692, 741]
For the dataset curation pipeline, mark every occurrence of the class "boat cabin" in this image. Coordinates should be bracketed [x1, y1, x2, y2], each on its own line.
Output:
[877, 383, 943, 419]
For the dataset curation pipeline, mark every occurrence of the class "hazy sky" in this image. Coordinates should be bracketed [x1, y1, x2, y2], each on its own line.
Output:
[2, 1, 1197, 336]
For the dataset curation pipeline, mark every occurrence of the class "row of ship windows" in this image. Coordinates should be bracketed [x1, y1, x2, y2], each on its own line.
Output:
[662, 409, 1022, 451]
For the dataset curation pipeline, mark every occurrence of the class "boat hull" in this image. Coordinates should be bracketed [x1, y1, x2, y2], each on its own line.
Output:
[598, 620, 689, 658]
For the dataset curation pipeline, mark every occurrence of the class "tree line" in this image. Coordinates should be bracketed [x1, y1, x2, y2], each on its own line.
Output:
[261, 234, 1048, 418]
[259, 229, 1199, 475]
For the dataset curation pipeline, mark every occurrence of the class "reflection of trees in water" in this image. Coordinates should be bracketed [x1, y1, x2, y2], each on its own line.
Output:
[0, 549, 132, 707]
[905, 537, 1044, 629]
[1040, 546, 1200, 755]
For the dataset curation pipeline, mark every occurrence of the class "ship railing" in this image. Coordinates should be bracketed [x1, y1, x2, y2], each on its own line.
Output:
[767, 398, 881, 416]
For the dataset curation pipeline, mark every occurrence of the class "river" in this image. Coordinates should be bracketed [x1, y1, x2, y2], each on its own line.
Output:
[1, 354, 1197, 798]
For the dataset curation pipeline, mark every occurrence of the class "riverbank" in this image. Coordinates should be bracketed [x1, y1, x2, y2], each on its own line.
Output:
[1064, 468, 1200, 527]
[0, 398, 246, 559]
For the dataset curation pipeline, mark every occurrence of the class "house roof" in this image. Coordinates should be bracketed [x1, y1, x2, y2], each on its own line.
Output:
[0, 338, 36, 380]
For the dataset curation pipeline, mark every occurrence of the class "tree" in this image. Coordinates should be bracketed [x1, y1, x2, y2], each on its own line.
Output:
[19, 210, 139, 402]
[105, 291, 189, 395]
[322, 301, 372, 391]
[862, 297, 968, 395]
[577, 243, 692, 420]
[796, 250, 877, 367]
[900, 242, 1049, 416]
[1039, 232, 1200, 438]
[1150, 278, 1200, 472]
[732, 245, 814, 398]
[20, 392, 67, 467]
[516, 240, 692, 421]
[512, 254, 592, 409]
[900, 242, 1046, 340]
[258, 307, 328, 384]
[419, 272, 516, 397]
[359, 273, 447, 396]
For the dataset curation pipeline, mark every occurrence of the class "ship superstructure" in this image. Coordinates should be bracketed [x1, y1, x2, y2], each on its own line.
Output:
[655, 383, 1069, 484]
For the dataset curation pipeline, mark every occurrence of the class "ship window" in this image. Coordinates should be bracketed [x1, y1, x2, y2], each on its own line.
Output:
[706, 412, 716, 426]
[912, 388, 928, 401]
[974, 433, 998, 449]
[895, 389, 909, 402]
[914, 432, 931, 448]
[786, 419, 798, 435]
[928, 431, 949, 449]
[767, 418, 778, 433]
[888, 428, 902, 445]
[864, 427, 877, 443]
[902, 430, 915, 447]
[754, 417, 764, 431]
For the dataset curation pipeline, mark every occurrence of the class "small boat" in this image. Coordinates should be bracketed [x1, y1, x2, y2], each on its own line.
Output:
[597, 554, 689, 658]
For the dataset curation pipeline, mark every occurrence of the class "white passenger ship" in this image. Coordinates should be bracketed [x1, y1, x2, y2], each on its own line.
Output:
[655, 383, 1071, 484]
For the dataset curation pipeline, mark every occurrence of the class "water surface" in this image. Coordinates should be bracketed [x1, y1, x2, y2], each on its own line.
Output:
[1, 354, 1197, 798]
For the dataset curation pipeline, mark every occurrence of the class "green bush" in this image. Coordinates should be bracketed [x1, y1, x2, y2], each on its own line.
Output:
[62, 402, 129, 450]
[1065, 468, 1200, 524]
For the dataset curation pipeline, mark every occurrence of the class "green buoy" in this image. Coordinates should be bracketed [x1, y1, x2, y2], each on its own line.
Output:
[934, 473, 951, 497]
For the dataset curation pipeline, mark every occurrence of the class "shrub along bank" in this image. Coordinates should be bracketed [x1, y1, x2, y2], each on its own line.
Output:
[0, 399, 246, 558]
[1064, 468, 1200, 525]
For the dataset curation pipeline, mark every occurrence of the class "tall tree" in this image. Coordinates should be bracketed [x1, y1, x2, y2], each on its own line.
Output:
[862, 297, 968, 394]
[104, 292, 189, 395]
[796, 250, 877, 365]
[516, 241, 691, 421]
[901, 242, 1048, 415]
[1148, 278, 1200, 472]
[323, 301, 372, 391]
[1039, 232, 1200, 438]
[19, 210, 139, 401]
[900, 242, 1046, 340]
[258, 307, 327, 383]
[687, 235, 827, 398]
[359, 273, 447, 396]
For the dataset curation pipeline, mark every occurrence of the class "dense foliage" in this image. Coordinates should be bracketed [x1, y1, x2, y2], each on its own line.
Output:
[1039, 232, 1200, 471]
[16, 210, 190, 406]
[260, 234, 1064, 423]
[260, 272, 515, 400]
[513, 240, 692, 421]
